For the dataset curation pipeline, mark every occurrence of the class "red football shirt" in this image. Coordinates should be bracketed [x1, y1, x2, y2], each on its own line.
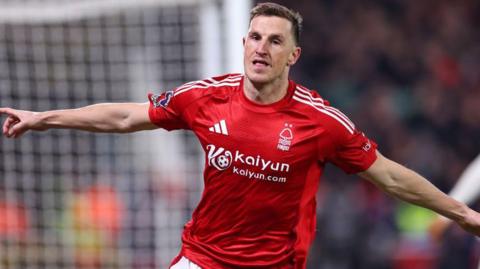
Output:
[148, 73, 377, 269]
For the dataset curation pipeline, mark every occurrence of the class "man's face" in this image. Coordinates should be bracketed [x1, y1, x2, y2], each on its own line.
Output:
[243, 15, 301, 85]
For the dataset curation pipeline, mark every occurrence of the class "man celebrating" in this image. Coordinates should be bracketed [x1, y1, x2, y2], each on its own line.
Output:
[2, 3, 480, 269]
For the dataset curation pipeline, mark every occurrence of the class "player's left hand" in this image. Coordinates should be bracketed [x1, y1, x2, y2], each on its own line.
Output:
[455, 208, 480, 237]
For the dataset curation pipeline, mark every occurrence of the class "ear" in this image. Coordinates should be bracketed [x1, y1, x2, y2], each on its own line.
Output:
[242, 37, 246, 47]
[287, 46, 302, 66]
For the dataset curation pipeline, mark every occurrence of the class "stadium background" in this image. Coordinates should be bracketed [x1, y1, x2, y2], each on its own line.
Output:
[0, 0, 479, 268]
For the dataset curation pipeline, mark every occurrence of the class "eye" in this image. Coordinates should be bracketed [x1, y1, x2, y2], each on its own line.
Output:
[249, 33, 261, 41]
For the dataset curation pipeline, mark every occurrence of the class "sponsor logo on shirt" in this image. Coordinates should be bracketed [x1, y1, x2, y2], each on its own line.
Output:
[206, 145, 233, 170]
[206, 144, 290, 183]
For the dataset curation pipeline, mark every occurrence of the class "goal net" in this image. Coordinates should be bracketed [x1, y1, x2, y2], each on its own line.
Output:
[0, 0, 250, 268]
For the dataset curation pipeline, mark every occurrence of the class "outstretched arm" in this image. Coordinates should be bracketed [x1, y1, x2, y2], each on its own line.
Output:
[1, 102, 157, 138]
[358, 151, 480, 236]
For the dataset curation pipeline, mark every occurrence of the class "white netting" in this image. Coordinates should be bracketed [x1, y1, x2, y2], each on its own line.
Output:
[0, 1, 212, 268]
[0, 0, 201, 23]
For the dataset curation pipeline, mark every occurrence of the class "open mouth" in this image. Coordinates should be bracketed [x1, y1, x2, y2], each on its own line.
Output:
[252, 59, 269, 67]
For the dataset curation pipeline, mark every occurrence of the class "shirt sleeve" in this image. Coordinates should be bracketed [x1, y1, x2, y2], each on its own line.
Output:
[319, 101, 377, 174]
[147, 90, 189, 131]
[327, 129, 378, 174]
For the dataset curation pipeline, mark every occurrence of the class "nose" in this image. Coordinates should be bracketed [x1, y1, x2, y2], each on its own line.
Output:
[255, 40, 268, 56]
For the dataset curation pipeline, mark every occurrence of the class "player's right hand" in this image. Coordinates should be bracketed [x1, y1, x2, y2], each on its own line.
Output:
[0, 107, 44, 138]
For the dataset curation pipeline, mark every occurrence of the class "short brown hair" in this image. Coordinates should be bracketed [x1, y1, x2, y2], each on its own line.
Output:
[250, 2, 303, 45]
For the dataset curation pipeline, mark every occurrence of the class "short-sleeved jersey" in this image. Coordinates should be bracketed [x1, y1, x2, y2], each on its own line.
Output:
[148, 73, 377, 269]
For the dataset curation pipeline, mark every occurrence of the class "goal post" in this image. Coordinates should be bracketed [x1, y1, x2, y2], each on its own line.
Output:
[0, 0, 251, 268]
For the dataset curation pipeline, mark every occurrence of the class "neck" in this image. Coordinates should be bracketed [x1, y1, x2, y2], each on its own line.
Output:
[243, 75, 290, 105]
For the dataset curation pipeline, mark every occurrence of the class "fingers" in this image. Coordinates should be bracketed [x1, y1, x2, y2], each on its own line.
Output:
[2, 115, 27, 139]
[0, 107, 15, 116]
[0, 107, 27, 138]
[9, 121, 28, 138]
[3, 116, 18, 135]
[1, 108, 17, 136]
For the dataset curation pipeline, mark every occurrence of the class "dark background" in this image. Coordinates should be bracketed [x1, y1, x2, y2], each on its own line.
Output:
[253, 1, 480, 268]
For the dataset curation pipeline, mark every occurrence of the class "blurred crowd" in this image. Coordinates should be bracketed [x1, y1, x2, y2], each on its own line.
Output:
[259, 0, 480, 268]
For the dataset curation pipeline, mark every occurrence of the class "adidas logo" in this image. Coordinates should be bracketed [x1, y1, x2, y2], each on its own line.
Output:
[209, 119, 229, 135]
